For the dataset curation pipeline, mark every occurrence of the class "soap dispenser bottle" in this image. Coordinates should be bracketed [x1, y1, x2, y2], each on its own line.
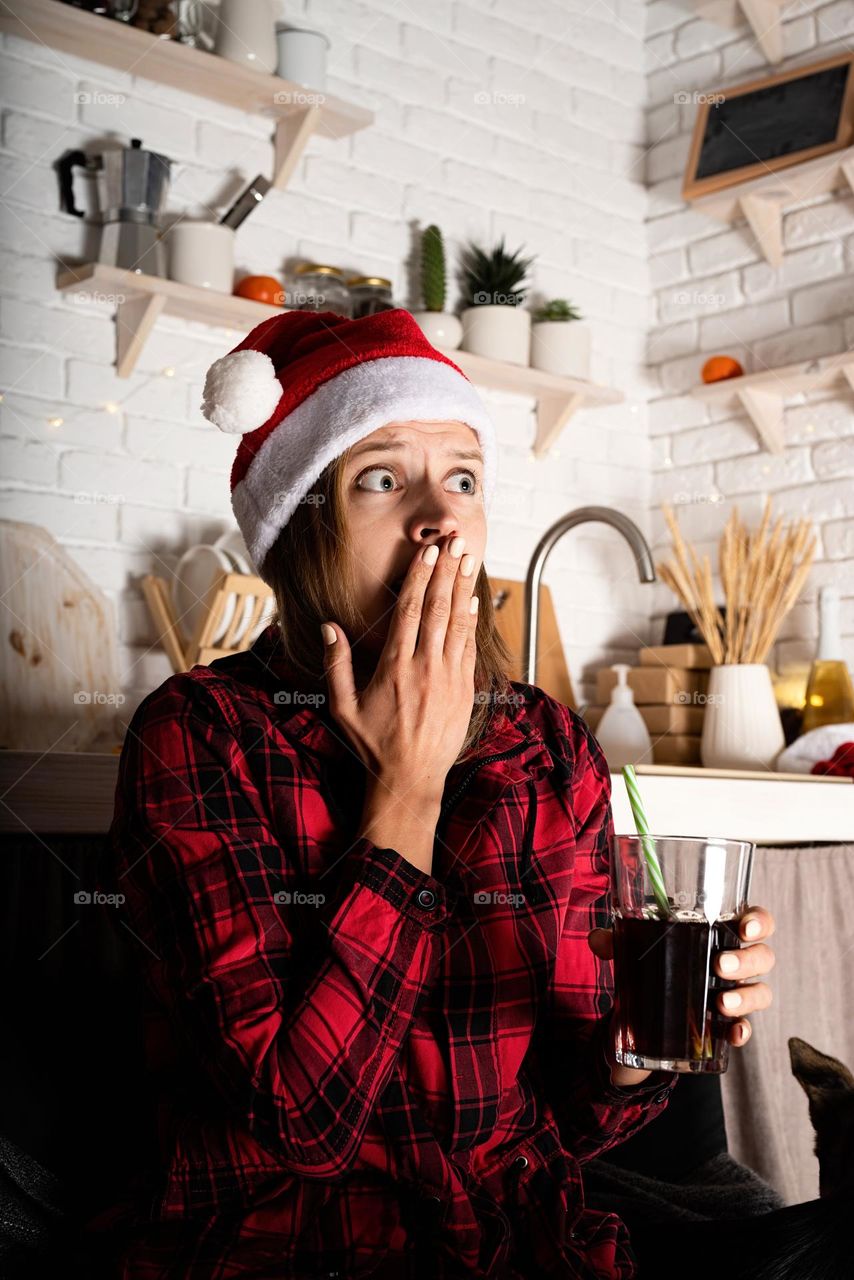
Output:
[594, 664, 653, 770]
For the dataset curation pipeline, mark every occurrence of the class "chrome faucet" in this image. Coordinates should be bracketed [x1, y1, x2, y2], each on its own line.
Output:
[522, 506, 657, 685]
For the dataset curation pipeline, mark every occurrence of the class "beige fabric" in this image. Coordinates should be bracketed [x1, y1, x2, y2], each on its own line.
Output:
[720, 841, 854, 1206]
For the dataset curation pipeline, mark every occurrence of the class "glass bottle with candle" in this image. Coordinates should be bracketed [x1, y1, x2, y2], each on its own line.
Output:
[801, 586, 854, 734]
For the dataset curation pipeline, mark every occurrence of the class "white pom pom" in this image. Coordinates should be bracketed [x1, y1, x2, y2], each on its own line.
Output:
[200, 349, 281, 435]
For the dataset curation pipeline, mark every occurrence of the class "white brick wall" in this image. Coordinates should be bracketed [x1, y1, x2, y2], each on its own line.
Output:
[2, 1, 849, 721]
[644, 0, 854, 673]
[0, 1, 655, 714]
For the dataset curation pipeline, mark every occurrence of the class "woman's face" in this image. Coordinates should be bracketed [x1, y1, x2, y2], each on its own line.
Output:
[340, 419, 488, 663]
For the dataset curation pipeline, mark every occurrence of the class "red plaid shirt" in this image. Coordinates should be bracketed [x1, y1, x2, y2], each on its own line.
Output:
[89, 623, 677, 1278]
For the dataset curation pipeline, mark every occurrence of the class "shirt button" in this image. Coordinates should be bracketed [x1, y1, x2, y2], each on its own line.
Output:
[514, 1155, 528, 1170]
[417, 888, 436, 909]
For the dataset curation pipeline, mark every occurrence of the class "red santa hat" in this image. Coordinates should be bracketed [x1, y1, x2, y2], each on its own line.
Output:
[200, 308, 498, 580]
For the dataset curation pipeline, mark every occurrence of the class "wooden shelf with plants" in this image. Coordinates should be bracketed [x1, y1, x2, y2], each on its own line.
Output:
[57, 262, 624, 459]
[691, 352, 854, 455]
[0, 0, 373, 189]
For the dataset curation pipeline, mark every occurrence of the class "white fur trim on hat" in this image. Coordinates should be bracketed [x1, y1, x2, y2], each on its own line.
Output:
[200, 349, 282, 435]
[232, 355, 497, 578]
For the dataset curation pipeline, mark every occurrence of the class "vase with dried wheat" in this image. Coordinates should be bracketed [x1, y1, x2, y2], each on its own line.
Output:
[657, 497, 817, 770]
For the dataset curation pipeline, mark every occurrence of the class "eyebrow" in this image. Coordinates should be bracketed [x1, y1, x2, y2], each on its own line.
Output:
[349, 435, 483, 464]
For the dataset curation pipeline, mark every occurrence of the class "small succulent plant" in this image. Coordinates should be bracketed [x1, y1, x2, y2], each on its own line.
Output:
[459, 237, 535, 308]
[420, 224, 446, 312]
[531, 298, 584, 323]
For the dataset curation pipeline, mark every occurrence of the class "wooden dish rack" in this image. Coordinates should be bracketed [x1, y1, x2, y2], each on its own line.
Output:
[142, 571, 276, 673]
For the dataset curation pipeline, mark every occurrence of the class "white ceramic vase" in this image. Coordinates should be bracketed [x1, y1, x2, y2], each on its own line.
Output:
[215, 0, 278, 74]
[530, 321, 591, 378]
[411, 311, 463, 349]
[700, 664, 785, 771]
[460, 305, 530, 365]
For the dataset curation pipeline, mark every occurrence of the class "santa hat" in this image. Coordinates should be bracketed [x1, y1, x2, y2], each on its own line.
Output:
[200, 308, 498, 581]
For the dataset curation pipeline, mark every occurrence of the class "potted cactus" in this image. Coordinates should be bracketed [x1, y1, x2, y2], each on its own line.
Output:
[530, 298, 590, 379]
[458, 237, 535, 366]
[411, 224, 462, 349]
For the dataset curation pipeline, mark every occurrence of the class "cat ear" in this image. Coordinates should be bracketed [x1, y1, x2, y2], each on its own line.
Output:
[200, 349, 281, 435]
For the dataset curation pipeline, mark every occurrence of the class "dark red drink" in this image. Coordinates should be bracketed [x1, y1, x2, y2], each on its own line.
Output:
[612, 914, 741, 1071]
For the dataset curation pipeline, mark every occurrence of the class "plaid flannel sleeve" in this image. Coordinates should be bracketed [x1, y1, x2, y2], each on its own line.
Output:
[103, 674, 450, 1178]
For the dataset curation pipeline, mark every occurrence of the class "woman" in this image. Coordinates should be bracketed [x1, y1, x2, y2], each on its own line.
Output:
[88, 310, 775, 1278]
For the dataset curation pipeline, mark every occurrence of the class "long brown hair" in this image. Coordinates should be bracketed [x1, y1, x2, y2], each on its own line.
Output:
[260, 446, 515, 763]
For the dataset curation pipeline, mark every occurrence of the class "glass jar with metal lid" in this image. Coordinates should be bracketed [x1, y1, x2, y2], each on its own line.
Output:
[347, 276, 394, 319]
[288, 264, 351, 316]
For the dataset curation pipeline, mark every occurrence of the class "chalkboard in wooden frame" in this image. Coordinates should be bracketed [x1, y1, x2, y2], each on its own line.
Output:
[682, 52, 854, 201]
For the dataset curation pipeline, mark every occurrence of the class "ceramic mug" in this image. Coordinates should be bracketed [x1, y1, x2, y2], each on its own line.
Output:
[168, 222, 235, 292]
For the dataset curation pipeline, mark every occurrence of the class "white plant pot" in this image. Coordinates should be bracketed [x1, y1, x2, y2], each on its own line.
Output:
[700, 664, 785, 771]
[530, 321, 591, 379]
[411, 311, 463, 350]
[215, 0, 278, 74]
[460, 305, 530, 366]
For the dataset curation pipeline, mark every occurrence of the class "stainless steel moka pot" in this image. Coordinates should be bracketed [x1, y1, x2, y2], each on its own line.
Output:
[58, 137, 172, 277]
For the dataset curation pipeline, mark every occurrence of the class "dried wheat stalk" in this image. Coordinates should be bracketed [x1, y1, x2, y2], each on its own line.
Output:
[656, 497, 816, 666]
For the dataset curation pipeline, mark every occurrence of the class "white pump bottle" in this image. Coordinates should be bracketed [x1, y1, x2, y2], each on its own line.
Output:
[594, 664, 652, 770]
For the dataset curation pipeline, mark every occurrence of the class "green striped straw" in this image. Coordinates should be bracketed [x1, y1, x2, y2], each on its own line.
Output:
[622, 765, 671, 919]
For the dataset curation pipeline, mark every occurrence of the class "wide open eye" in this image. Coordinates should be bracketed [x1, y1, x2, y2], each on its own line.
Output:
[355, 465, 398, 492]
[447, 469, 478, 494]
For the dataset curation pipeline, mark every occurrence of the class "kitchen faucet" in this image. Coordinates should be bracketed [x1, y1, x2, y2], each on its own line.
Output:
[522, 506, 657, 685]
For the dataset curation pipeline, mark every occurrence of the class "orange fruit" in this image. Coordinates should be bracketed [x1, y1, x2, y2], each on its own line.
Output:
[701, 355, 744, 383]
[234, 275, 286, 307]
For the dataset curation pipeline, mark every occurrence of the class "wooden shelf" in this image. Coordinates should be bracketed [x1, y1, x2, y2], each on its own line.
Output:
[57, 263, 624, 456]
[688, 146, 854, 268]
[691, 351, 854, 454]
[434, 346, 623, 458]
[611, 763, 853, 846]
[0, 0, 372, 189]
[696, 0, 789, 65]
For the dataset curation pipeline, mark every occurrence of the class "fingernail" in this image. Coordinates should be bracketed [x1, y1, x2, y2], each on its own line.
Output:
[744, 917, 761, 939]
[470, 595, 479, 614]
[321, 623, 336, 645]
[423, 544, 439, 565]
[460, 553, 475, 577]
[722, 991, 742, 1010]
[449, 536, 465, 558]
[719, 952, 739, 974]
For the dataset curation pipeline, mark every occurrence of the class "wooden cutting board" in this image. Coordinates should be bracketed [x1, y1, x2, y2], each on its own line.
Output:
[0, 520, 122, 751]
[490, 576, 576, 710]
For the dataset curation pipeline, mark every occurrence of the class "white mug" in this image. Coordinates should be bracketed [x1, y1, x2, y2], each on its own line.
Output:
[168, 222, 234, 293]
[275, 25, 329, 91]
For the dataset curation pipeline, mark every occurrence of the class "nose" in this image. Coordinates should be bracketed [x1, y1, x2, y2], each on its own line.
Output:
[407, 506, 459, 549]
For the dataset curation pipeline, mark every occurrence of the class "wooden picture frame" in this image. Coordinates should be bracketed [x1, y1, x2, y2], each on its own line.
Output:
[682, 52, 854, 201]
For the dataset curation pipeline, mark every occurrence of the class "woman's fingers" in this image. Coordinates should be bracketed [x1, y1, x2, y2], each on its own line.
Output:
[383, 542, 439, 663]
[443, 551, 479, 666]
[587, 927, 614, 959]
[729, 1019, 752, 1046]
[418, 534, 466, 663]
[717, 980, 773, 1018]
[739, 906, 775, 942]
[714, 941, 776, 981]
[320, 621, 358, 724]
